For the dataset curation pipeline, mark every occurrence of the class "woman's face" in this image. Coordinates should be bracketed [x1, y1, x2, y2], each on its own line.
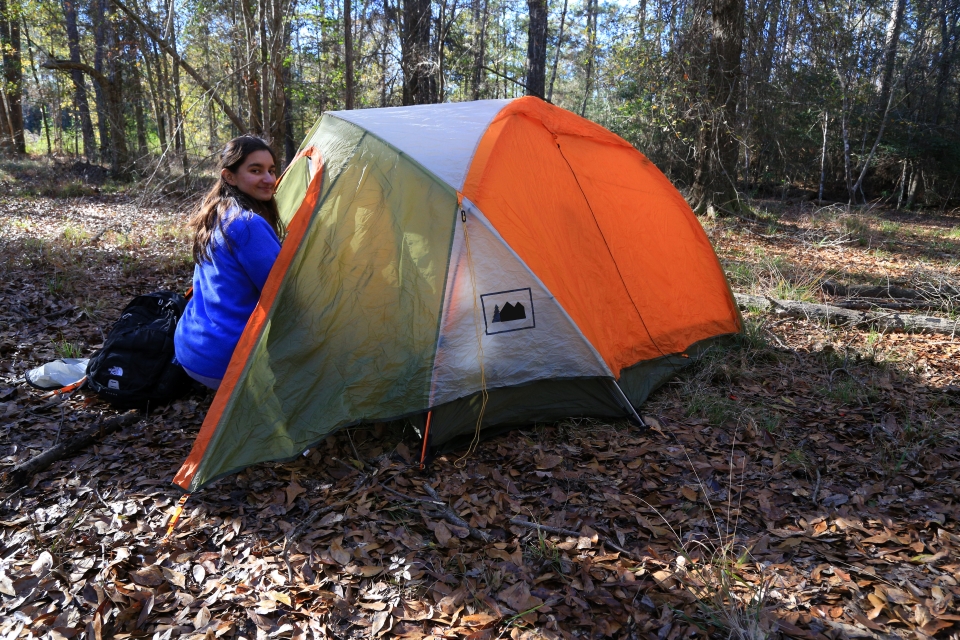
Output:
[223, 149, 277, 202]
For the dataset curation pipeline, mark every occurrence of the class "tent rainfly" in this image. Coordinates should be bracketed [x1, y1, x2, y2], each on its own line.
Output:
[174, 97, 742, 492]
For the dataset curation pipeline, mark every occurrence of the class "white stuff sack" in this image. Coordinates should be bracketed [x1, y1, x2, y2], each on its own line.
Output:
[25, 359, 89, 390]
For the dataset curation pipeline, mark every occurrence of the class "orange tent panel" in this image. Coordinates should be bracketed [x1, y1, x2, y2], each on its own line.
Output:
[464, 98, 739, 376]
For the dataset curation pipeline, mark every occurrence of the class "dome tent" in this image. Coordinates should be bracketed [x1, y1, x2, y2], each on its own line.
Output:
[174, 97, 741, 492]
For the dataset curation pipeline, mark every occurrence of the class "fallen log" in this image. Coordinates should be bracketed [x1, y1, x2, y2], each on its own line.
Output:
[821, 280, 959, 300]
[3, 411, 141, 488]
[734, 293, 960, 336]
[831, 298, 941, 312]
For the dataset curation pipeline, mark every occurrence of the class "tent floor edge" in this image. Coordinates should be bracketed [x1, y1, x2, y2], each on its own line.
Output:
[617, 333, 740, 408]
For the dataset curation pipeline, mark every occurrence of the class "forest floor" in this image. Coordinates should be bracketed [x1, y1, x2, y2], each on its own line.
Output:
[0, 186, 959, 640]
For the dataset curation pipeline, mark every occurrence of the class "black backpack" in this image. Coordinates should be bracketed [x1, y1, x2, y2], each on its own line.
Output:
[86, 291, 193, 408]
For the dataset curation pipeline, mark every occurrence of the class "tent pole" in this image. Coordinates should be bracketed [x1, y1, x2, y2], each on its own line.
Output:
[608, 379, 647, 428]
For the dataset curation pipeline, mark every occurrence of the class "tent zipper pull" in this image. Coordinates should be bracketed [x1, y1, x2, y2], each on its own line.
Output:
[460, 209, 466, 222]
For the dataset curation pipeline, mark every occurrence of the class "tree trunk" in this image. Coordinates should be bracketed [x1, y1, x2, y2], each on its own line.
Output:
[877, 0, 906, 122]
[0, 0, 24, 153]
[345, 0, 354, 108]
[91, 0, 112, 162]
[525, 0, 547, 98]
[933, 0, 959, 124]
[61, 0, 97, 162]
[471, 0, 488, 100]
[401, 0, 435, 104]
[689, 0, 745, 215]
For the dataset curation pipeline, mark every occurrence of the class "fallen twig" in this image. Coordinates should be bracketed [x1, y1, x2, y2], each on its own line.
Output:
[3, 411, 140, 488]
[419, 483, 493, 543]
[508, 516, 639, 559]
[383, 482, 493, 542]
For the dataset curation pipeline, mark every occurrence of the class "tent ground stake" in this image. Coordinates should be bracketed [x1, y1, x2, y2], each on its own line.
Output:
[164, 493, 191, 541]
[419, 410, 433, 470]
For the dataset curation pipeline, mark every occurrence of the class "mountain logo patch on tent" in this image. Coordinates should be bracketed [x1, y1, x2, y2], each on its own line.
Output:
[480, 288, 535, 335]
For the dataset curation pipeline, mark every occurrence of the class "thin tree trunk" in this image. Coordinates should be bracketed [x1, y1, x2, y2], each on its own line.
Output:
[896, 159, 907, 209]
[259, 0, 270, 138]
[547, 0, 568, 103]
[345, 0, 354, 108]
[580, 0, 597, 116]
[846, 0, 905, 201]
[839, 80, 854, 204]
[140, 32, 168, 155]
[818, 110, 828, 202]
[23, 22, 50, 154]
[166, 0, 187, 172]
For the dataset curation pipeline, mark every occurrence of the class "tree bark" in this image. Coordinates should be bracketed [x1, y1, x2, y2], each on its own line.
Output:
[525, 0, 547, 98]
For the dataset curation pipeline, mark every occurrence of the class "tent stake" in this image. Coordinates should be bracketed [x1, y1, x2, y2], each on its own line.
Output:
[419, 410, 433, 469]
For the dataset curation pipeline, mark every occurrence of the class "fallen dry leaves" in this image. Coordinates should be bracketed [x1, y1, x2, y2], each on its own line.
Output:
[1, 195, 959, 639]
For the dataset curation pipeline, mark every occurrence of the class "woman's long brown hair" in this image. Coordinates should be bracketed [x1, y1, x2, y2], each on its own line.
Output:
[189, 136, 285, 264]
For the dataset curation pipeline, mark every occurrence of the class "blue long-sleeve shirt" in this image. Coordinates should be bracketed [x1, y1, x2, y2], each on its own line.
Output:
[174, 206, 281, 380]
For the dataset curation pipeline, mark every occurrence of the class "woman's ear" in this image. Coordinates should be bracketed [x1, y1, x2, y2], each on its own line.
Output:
[221, 168, 236, 186]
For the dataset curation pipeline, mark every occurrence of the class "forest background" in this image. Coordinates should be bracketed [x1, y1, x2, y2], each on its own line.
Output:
[0, 0, 955, 211]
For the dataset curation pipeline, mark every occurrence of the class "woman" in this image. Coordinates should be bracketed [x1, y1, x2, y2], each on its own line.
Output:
[175, 136, 283, 389]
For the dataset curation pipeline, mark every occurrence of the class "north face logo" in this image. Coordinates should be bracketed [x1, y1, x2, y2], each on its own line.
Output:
[107, 379, 120, 390]
[109, 366, 124, 376]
